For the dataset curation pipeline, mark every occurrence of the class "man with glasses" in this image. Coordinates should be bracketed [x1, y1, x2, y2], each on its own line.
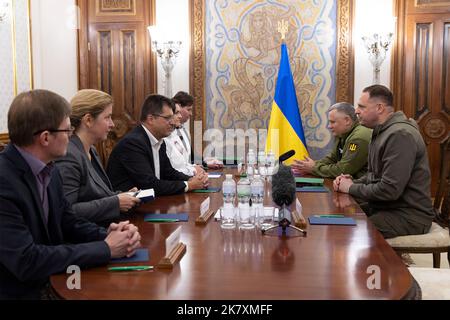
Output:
[107, 94, 208, 196]
[333, 85, 434, 238]
[0, 90, 141, 299]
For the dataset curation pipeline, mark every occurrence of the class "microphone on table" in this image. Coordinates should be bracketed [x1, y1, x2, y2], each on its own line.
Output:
[262, 163, 307, 236]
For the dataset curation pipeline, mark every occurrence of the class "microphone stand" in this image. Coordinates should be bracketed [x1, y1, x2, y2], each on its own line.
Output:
[262, 204, 307, 236]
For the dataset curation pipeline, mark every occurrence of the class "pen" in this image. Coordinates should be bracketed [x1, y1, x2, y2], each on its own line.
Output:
[132, 190, 141, 197]
[108, 266, 153, 272]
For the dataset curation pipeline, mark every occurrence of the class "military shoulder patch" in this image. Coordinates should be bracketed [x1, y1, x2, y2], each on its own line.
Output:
[349, 143, 358, 152]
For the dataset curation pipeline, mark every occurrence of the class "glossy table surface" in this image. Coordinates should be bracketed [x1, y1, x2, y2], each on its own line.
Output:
[51, 168, 413, 299]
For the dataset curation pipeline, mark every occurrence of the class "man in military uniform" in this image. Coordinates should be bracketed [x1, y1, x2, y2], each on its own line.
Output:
[291, 102, 371, 179]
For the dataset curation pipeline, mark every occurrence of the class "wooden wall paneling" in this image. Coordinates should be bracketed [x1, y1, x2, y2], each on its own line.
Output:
[391, 0, 406, 109]
[78, 0, 89, 89]
[393, 0, 450, 195]
[443, 23, 450, 115]
[414, 22, 432, 120]
[408, 0, 450, 14]
[144, 0, 157, 97]
[0, 133, 9, 151]
[77, 0, 156, 167]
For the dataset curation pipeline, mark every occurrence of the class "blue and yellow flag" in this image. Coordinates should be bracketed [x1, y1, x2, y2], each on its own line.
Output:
[266, 43, 309, 164]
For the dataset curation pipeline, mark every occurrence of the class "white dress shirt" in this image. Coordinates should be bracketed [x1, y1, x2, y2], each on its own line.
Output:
[142, 125, 163, 179]
[164, 130, 196, 176]
[142, 125, 189, 192]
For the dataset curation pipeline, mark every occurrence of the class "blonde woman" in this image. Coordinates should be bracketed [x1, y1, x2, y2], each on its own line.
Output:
[55, 89, 140, 225]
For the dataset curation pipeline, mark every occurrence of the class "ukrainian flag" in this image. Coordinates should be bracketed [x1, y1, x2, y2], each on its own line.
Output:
[266, 43, 309, 164]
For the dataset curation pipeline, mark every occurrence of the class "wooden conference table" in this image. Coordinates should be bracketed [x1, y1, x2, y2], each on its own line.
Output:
[51, 168, 416, 299]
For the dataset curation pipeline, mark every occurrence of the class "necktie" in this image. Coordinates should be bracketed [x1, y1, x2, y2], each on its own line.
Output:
[182, 127, 190, 144]
[178, 129, 188, 152]
[38, 166, 52, 224]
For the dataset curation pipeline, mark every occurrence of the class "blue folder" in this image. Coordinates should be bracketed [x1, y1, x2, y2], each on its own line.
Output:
[110, 248, 150, 264]
[308, 216, 356, 226]
[144, 213, 189, 222]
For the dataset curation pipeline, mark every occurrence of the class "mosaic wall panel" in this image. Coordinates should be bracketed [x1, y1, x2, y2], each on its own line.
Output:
[203, 0, 338, 159]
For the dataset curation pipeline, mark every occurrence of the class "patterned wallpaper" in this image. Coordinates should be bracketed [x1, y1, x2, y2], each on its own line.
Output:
[205, 0, 337, 159]
[0, 0, 32, 133]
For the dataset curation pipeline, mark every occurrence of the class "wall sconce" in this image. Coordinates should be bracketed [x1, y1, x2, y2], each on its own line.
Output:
[361, 32, 393, 84]
[0, 0, 10, 23]
[147, 25, 182, 98]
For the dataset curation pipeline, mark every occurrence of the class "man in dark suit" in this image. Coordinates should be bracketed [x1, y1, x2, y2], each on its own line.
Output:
[107, 94, 208, 196]
[0, 90, 141, 299]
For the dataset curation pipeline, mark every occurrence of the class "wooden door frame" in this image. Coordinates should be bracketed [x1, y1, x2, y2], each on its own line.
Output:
[392, 0, 409, 110]
[76, 0, 157, 93]
[392, 0, 450, 112]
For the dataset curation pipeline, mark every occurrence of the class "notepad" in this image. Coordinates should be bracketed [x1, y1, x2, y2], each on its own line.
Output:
[110, 248, 150, 264]
[296, 186, 329, 193]
[295, 177, 325, 185]
[126, 188, 155, 203]
[308, 216, 356, 226]
[192, 187, 221, 193]
[144, 213, 189, 222]
[207, 172, 223, 179]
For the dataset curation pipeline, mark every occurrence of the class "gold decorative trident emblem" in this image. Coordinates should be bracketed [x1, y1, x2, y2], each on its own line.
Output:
[278, 19, 289, 40]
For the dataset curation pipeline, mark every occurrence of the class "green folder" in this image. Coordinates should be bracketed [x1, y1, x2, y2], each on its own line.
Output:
[295, 177, 325, 185]
[192, 187, 221, 193]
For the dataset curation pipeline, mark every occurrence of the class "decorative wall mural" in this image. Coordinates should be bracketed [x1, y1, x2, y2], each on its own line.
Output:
[201, 0, 340, 159]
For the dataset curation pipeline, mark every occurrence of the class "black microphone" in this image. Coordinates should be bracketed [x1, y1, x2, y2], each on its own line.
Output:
[279, 150, 295, 163]
[272, 164, 296, 208]
[271, 164, 296, 231]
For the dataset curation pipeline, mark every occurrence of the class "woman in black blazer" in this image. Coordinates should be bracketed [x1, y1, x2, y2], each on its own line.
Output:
[55, 89, 140, 225]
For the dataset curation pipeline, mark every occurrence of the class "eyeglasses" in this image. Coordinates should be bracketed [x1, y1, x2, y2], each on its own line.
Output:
[33, 127, 74, 136]
[151, 114, 174, 121]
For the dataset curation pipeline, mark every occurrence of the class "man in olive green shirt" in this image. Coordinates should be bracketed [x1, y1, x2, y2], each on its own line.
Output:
[292, 102, 372, 179]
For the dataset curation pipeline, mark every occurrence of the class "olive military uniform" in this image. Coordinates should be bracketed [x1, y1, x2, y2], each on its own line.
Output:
[349, 112, 434, 238]
[311, 123, 372, 179]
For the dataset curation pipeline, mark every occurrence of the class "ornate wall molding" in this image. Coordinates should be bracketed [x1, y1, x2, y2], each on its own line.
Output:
[97, 0, 136, 15]
[336, 0, 354, 103]
[190, 0, 205, 124]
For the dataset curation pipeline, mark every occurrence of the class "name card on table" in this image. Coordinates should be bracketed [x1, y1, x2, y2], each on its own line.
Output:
[207, 172, 223, 179]
[195, 197, 216, 225]
[157, 226, 186, 269]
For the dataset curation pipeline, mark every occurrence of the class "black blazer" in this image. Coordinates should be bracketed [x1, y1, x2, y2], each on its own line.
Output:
[0, 145, 110, 300]
[107, 125, 190, 196]
[55, 135, 120, 224]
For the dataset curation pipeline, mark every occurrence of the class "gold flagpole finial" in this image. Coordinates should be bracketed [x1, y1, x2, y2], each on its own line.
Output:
[277, 19, 289, 41]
